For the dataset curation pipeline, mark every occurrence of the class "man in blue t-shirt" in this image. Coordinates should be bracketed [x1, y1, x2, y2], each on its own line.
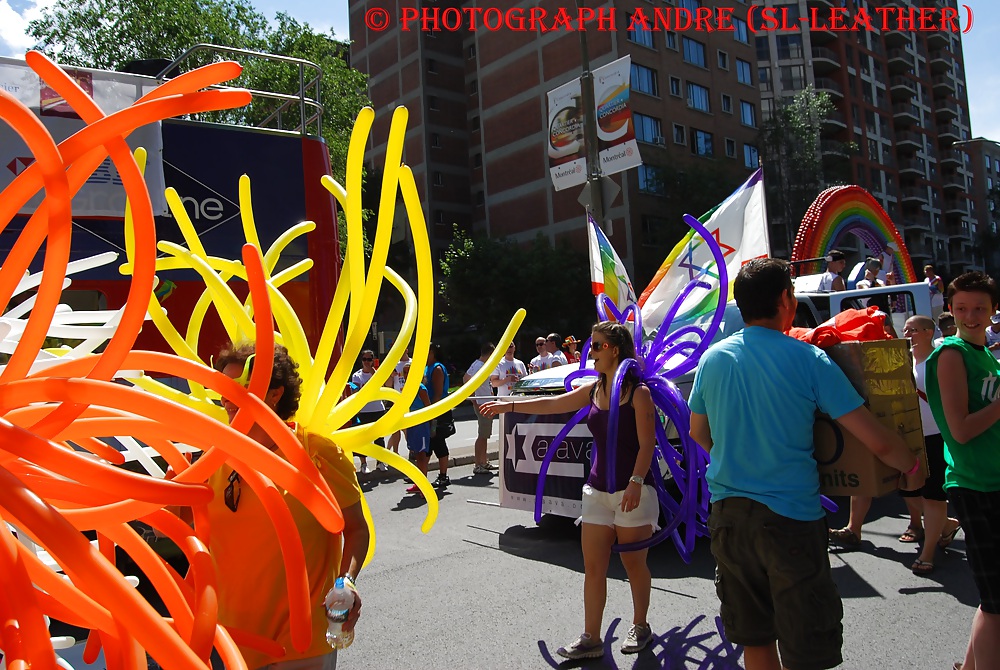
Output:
[688, 257, 924, 670]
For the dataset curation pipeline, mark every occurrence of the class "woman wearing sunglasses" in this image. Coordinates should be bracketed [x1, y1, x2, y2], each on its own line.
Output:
[479, 322, 657, 660]
[212, 342, 370, 669]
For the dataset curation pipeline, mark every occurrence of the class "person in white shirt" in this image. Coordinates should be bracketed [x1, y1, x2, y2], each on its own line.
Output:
[464, 342, 498, 474]
[491, 343, 528, 397]
[545, 333, 568, 366]
[386, 347, 411, 457]
[530, 336, 554, 372]
[351, 350, 388, 474]
[817, 250, 847, 292]
[986, 313, 1000, 358]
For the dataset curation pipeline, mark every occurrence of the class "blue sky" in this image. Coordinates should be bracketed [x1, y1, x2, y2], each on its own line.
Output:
[1, 1, 998, 139]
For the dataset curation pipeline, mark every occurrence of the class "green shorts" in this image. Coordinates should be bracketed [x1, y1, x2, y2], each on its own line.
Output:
[708, 497, 843, 670]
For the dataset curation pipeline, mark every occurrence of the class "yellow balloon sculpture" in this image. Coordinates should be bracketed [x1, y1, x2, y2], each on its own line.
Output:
[123, 104, 526, 565]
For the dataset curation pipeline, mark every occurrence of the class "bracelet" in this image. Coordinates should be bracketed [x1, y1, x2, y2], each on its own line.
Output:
[341, 574, 356, 589]
[629, 475, 644, 485]
[904, 459, 920, 476]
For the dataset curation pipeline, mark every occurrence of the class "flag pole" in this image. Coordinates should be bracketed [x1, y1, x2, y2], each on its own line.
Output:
[577, 0, 606, 232]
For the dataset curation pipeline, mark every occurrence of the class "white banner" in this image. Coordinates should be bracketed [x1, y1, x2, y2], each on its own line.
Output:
[592, 55, 641, 177]
[546, 77, 587, 191]
[0, 57, 167, 217]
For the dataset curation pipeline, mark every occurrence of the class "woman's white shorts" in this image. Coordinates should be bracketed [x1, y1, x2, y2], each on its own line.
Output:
[579, 483, 660, 529]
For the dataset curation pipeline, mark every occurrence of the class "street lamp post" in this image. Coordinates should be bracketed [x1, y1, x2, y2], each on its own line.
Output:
[577, 0, 606, 231]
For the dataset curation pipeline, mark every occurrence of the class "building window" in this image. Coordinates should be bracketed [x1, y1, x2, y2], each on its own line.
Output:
[475, 191, 484, 206]
[427, 59, 437, 74]
[470, 79, 478, 94]
[638, 164, 667, 195]
[687, 82, 710, 112]
[725, 138, 736, 158]
[779, 65, 806, 90]
[678, 0, 701, 11]
[733, 18, 749, 44]
[627, 15, 655, 48]
[630, 63, 659, 96]
[642, 215, 671, 247]
[744, 143, 759, 169]
[721, 94, 733, 113]
[740, 101, 757, 127]
[665, 31, 678, 50]
[718, 50, 729, 70]
[673, 123, 686, 145]
[756, 36, 770, 61]
[776, 35, 803, 60]
[472, 115, 481, 130]
[433, 172, 444, 187]
[995, 157, 999, 172]
[429, 96, 440, 111]
[634, 113, 663, 143]
[669, 76, 682, 97]
[431, 133, 441, 148]
[692, 129, 714, 157]
[473, 153, 482, 168]
[468, 44, 476, 59]
[682, 37, 707, 68]
[736, 59, 752, 85]
[758, 67, 771, 92]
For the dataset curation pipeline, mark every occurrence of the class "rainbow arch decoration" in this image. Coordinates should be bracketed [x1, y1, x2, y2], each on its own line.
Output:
[791, 185, 918, 283]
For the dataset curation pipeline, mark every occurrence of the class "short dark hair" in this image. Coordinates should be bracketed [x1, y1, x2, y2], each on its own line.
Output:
[547, 332, 561, 343]
[734, 258, 793, 323]
[827, 250, 845, 262]
[937, 311, 955, 327]
[947, 271, 999, 305]
[215, 342, 302, 420]
[481, 342, 496, 356]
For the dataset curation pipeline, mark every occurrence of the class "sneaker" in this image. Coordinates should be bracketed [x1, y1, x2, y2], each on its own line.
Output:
[556, 633, 604, 660]
[433, 474, 450, 488]
[620, 623, 653, 654]
[405, 484, 420, 494]
[376, 462, 389, 472]
[484, 461, 498, 470]
[359, 462, 369, 475]
[473, 464, 489, 474]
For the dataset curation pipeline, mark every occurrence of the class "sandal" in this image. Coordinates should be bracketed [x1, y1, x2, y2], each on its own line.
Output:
[829, 527, 861, 548]
[911, 559, 935, 576]
[898, 526, 924, 543]
[938, 523, 961, 549]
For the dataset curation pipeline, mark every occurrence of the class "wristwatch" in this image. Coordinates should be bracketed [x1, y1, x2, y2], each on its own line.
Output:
[628, 475, 644, 485]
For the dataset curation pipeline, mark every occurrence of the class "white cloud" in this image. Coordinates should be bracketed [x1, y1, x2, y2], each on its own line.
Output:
[0, 0, 56, 58]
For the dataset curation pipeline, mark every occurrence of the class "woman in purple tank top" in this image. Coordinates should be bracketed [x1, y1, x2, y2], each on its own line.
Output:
[479, 322, 658, 659]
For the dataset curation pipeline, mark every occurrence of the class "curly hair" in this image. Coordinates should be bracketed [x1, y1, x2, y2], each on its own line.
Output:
[215, 342, 303, 420]
[591, 321, 640, 394]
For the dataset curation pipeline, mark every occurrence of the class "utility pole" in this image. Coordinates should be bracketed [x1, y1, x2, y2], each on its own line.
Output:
[577, 0, 606, 231]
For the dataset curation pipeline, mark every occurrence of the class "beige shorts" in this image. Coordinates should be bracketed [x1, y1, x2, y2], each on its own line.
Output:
[579, 483, 660, 529]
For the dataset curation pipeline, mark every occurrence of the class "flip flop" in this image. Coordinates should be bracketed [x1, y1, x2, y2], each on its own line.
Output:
[829, 527, 861, 548]
[898, 526, 924, 543]
[911, 559, 935, 576]
[939, 524, 961, 549]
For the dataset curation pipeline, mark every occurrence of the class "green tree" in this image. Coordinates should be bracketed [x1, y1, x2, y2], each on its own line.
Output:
[27, 0, 368, 183]
[758, 86, 835, 256]
[438, 227, 595, 351]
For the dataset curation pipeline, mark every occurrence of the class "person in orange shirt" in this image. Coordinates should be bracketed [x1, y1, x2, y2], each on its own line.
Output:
[212, 342, 369, 669]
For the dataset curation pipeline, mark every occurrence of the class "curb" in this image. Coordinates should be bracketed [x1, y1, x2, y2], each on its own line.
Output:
[356, 447, 501, 482]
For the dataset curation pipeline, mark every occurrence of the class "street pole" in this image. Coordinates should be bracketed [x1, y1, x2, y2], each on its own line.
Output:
[577, 0, 606, 231]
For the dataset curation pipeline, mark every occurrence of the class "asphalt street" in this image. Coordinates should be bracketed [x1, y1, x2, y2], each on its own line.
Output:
[345, 413, 979, 670]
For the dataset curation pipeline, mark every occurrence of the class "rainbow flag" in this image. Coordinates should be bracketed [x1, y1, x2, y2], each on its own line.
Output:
[587, 212, 636, 311]
[638, 168, 768, 334]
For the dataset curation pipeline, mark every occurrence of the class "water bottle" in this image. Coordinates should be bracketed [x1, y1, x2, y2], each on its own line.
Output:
[324, 577, 355, 649]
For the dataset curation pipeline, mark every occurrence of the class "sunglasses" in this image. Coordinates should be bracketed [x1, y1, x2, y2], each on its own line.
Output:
[224, 471, 241, 512]
[535, 342, 545, 346]
[591, 341, 611, 350]
[362, 357, 374, 362]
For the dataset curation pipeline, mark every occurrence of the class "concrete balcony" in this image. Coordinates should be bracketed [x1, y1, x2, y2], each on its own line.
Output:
[890, 76, 917, 100]
[821, 109, 847, 130]
[940, 149, 964, 167]
[888, 48, 915, 72]
[820, 140, 850, 157]
[944, 199, 969, 216]
[937, 122, 960, 142]
[812, 46, 840, 73]
[901, 187, 929, 204]
[934, 100, 961, 120]
[899, 159, 925, 176]
[932, 73, 956, 95]
[942, 174, 966, 191]
[902, 218, 933, 233]
[896, 130, 923, 150]
[893, 103, 920, 124]
[929, 49, 955, 74]
[926, 30, 949, 49]
[814, 77, 844, 99]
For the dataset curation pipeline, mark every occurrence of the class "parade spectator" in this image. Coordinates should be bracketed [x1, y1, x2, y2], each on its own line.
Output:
[564, 335, 582, 364]
[817, 249, 847, 292]
[985, 313, 1000, 357]
[925, 271, 1000, 670]
[386, 347, 411, 457]
[426, 342, 452, 488]
[351, 350, 388, 473]
[546, 332, 568, 366]
[530, 336, 554, 372]
[491, 343, 528, 397]
[899, 316, 961, 575]
[688, 258, 923, 670]
[480, 322, 658, 659]
[212, 342, 368, 669]
[855, 259, 884, 297]
[464, 342, 498, 474]
[925, 264, 947, 320]
[402, 363, 432, 495]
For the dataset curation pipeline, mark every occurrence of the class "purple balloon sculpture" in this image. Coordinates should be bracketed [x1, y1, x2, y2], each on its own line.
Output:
[532, 214, 726, 561]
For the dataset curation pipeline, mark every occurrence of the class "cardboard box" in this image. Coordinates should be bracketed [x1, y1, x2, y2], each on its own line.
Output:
[814, 340, 928, 497]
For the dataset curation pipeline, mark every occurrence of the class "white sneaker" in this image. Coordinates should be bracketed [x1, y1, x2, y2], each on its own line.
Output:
[360, 462, 369, 474]
[376, 462, 389, 472]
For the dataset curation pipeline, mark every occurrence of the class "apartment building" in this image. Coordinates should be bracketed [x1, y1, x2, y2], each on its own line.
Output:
[350, 0, 761, 286]
[755, 0, 978, 275]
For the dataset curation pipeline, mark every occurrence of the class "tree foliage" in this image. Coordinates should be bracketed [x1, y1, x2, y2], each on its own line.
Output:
[438, 227, 596, 349]
[26, 0, 368, 183]
[758, 86, 835, 255]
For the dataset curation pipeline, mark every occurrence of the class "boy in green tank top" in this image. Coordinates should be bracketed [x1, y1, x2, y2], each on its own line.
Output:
[925, 271, 1000, 670]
